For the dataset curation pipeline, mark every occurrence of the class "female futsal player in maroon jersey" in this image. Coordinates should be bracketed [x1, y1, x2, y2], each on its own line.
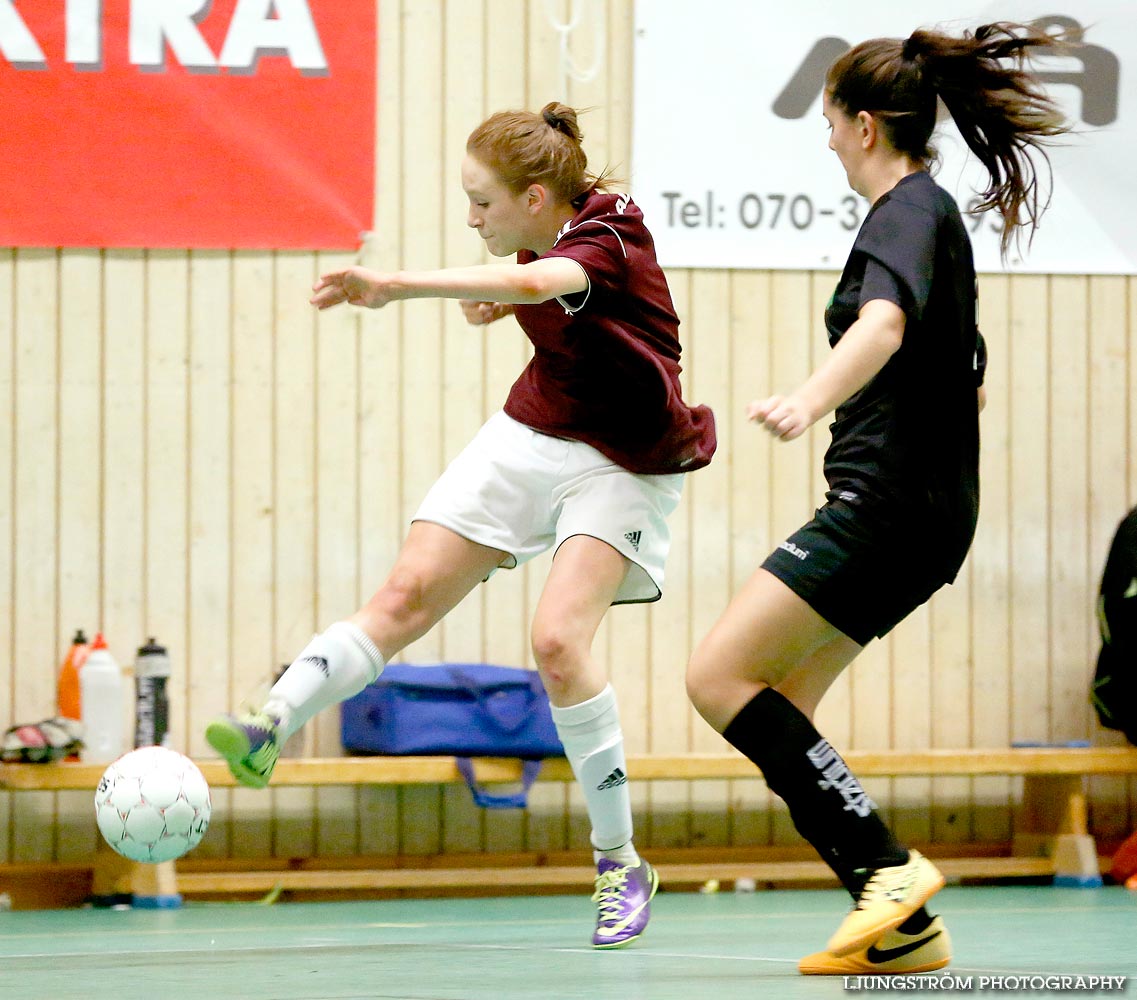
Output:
[207, 102, 715, 949]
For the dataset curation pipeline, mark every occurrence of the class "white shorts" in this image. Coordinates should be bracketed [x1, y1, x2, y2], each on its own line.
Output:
[413, 411, 684, 604]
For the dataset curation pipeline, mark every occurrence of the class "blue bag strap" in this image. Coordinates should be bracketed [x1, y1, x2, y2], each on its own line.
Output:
[454, 758, 543, 809]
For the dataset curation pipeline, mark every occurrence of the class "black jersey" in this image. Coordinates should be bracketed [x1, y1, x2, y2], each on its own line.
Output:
[822, 171, 983, 566]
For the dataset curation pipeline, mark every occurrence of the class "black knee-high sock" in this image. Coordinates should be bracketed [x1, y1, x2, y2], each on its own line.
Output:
[723, 687, 908, 897]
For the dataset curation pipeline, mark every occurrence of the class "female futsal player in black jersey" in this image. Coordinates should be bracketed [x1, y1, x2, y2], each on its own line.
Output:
[686, 22, 1072, 975]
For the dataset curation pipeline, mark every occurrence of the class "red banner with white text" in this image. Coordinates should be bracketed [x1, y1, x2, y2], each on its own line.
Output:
[0, 0, 376, 249]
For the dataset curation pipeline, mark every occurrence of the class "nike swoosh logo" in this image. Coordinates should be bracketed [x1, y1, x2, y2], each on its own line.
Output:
[595, 899, 650, 937]
[595, 869, 659, 937]
[866, 930, 942, 963]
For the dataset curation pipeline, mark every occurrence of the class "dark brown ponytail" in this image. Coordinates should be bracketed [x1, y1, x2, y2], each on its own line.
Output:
[827, 22, 1073, 256]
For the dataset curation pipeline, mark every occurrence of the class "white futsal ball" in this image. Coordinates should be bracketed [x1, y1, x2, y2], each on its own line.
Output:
[94, 746, 212, 863]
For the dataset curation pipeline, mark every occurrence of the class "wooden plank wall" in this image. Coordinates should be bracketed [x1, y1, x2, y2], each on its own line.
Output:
[2, 0, 1134, 866]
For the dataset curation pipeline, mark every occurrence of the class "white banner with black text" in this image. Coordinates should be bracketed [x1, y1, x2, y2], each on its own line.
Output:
[631, 2, 1134, 274]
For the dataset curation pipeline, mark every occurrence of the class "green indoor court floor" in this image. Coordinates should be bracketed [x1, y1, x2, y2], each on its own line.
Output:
[1, 886, 1135, 999]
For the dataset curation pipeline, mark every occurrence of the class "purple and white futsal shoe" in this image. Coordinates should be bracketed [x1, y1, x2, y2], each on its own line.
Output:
[591, 858, 659, 948]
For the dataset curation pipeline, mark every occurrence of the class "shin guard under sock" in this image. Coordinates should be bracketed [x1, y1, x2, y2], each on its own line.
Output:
[265, 622, 385, 741]
[722, 687, 908, 895]
[551, 685, 636, 856]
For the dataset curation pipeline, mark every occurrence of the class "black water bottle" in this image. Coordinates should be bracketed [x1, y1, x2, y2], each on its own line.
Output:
[134, 637, 171, 748]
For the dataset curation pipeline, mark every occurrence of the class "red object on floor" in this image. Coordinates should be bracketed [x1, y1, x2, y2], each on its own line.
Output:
[1111, 829, 1137, 884]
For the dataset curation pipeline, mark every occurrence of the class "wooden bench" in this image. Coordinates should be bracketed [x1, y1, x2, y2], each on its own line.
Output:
[3, 747, 1136, 903]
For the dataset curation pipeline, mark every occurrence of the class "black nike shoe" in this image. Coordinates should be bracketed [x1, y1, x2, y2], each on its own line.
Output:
[799, 914, 952, 975]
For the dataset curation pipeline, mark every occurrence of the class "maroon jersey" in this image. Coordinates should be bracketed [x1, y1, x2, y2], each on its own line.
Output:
[505, 191, 716, 475]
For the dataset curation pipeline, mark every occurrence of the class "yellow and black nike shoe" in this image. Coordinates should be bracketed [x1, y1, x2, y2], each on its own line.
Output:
[799, 914, 952, 975]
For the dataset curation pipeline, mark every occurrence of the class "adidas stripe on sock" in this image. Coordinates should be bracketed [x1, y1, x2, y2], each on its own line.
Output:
[597, 767, 628, 790]
[266, 621, 385, 741]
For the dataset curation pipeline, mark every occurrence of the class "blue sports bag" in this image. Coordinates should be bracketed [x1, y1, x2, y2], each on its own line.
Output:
[340, 663, 564, 809]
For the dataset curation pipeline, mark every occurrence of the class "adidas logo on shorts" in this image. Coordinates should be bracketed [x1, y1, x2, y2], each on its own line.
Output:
[597, 768, 627, 790]
[624, 531, 642, 552]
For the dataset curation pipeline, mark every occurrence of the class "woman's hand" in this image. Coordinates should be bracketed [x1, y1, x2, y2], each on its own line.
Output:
[746, 394, 814, 441]
[311, 267, 393, 310]
[748, 299, 904, 441]
[459, 300, 516, 325]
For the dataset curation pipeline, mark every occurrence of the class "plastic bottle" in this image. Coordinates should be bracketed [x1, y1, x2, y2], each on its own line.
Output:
[79, 633, 126, 763]
[57, 628, 89, 722]
[134, 637, 171, 748]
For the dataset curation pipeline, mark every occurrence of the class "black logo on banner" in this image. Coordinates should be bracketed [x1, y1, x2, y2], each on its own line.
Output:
[773, 16, 1119, 126]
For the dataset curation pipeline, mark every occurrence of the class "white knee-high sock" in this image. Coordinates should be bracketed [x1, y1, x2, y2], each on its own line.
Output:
[264, 622, 385, 741]
[551, 684, 639, 863]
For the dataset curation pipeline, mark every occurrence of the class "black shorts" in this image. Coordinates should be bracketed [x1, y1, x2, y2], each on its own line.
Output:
[760, 499, 964, 646]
